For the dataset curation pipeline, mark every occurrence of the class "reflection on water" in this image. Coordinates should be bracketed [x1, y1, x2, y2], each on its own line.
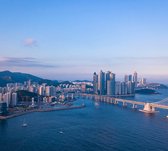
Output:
[0, 120, 8, 133]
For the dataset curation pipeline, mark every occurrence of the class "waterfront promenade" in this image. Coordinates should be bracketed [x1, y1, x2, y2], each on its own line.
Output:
[0, 104, 85, 120]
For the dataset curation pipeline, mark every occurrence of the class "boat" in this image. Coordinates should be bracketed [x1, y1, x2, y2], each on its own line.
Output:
[59, 131, 64, 134]
[166, 115, 168, 118]
[82, 103, 86, 107]
[22, 119, 28, 127]
[94, 102, 100, 107]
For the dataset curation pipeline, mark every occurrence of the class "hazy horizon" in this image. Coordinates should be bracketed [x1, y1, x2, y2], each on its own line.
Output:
[1, 69, 168, 85]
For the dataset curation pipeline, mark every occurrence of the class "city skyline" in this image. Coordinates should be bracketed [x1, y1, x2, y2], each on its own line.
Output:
[0, 0, 168, 82]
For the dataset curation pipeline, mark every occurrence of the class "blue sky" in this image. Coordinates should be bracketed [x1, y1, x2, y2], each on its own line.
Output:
[0, 0, 168, 82]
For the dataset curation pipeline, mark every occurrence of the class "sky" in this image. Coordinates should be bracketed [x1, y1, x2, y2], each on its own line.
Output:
[0, 0, 168, 82]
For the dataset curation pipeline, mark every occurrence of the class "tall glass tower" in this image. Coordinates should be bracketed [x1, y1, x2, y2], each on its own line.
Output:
[98, 70, 105, 95]
[106, 71, 115, 96]
[133, 71, 138, 87]
[93, 72, 98, 94]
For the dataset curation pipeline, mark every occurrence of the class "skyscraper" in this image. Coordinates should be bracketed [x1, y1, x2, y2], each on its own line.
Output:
[128, 75, 132, 82]
[45, 86, 50, 96]
[11, 93, 17, 107]
[121, 82, 127, 95]
[98, 70, 105, 95]
[3, 92, 11, 107]
[106, 71, 111, 94]
[93, 72, 98, 94]
[95, 70, 135, 96]
[45, 86, 56, 96]
[115, 81, 122, 95]
[140, 78, 147, 85]
[125, 74, 132, 82]
[133, 71, 138, 87]
[106, 72, 115, 96]
[49, 86, 56, 96]
[124, 75, 128, 83]
[38, 86, 45, 96]
[127, 81, 135, 94]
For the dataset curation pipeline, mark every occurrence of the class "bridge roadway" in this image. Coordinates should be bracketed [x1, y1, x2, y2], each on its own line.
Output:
[77, 93, 168, 110]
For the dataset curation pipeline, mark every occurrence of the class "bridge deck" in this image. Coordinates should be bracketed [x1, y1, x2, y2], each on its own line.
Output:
[78, 93, 168, 110]
[115, 98, 145, 105]
[150, 103, 168, 109]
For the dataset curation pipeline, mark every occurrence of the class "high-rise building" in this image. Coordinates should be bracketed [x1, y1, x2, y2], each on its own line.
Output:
[29, 86, 36, 93]
[11, 93, 17, 107]
[28, 80, 31, 87]
[124, 75, 128, 83]
[115, 81, 122, 95]
[46, 86, 56, 96]
[94, 70, 135, 96]
[50, 86, 56, 96]
[98, 70, 105, 95]
[93, 72, 98, 94]
[128, 75, 132, 82]
[0, 93, 2, 101]
[140, 78, 147, 85]
[125, 74, 132, 82]
[45, 86, 50, 96]
[106, 72, 115, 96]
[3, 92, 11, 107]
[127, 81, 135, 94]
[121, 82, 127, 95]
[124, 73, 135, 95]
[133, 71, 138, 87]
[81, 84, 86, 93]
[105, 71, 110, 93]
[38, 86, 45, 96]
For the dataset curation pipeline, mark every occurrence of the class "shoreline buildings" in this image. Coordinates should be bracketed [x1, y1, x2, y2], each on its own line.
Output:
[93, 70, 137, 96]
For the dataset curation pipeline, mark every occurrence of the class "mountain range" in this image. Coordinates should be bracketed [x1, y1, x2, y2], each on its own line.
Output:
[0, 70, 59, 87]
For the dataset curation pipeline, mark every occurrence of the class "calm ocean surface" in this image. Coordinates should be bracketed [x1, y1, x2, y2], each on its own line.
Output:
[1, 89, 168, 151]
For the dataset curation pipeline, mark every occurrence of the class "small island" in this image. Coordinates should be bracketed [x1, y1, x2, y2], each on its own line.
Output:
[135, 88, 159, 94]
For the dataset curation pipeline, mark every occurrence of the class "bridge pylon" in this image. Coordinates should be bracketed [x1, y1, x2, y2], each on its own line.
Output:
[139, 103, 158, 114]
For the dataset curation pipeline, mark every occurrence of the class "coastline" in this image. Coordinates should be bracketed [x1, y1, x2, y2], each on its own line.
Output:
[0, 104, 85, 120]
[0, 110, 36, 120]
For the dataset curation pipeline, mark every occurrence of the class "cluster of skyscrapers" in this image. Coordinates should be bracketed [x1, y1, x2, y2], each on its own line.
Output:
[93, 70, 138, 96]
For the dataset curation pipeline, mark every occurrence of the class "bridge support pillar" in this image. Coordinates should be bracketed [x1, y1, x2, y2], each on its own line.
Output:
[132, 104, 137, 109]
[140, 103, 157, 113]
[123, 101, 127, 107]
[114, 100, 118, 104]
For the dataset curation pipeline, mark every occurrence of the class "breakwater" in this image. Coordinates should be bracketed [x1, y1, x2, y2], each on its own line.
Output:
[0, 104, 85, 120]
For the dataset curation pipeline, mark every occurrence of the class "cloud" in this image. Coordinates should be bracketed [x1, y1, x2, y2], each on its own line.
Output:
[0, 57, 57, 68]
[23, 38, 37, 47]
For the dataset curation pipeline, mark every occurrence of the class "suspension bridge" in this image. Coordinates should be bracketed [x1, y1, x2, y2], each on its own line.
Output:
[77, 93, 168, 113]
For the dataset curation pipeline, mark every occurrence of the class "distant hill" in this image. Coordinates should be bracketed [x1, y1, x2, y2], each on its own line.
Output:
[59, 81, 73, 85]
[73, 80, 92, 82]
[0, 70, 59, 87]
[146, 83, 168, 89]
